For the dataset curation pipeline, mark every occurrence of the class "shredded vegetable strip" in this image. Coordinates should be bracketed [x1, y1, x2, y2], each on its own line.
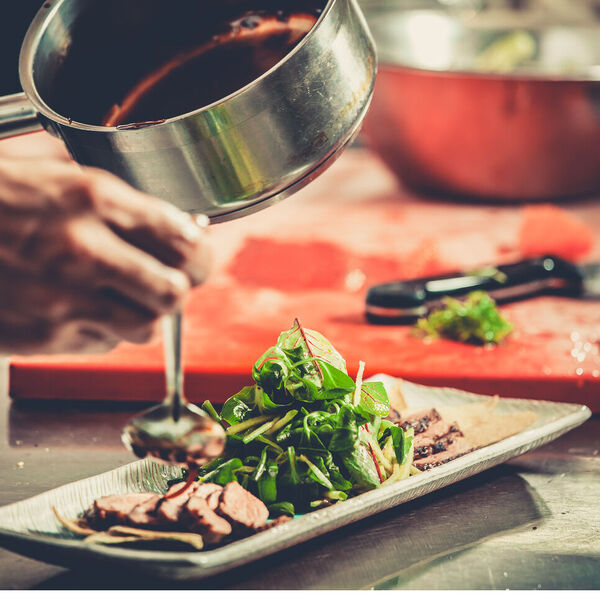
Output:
[243, 419, 277, 444]
[353, 360, 365, 407]
[368, 438, 392, 473]
[227, 415, 270, 435]
[268, 409, 298, 434]
[256, 435, 284, 453]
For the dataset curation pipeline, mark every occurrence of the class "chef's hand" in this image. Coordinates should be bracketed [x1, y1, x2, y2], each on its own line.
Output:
[0, 156, 211, 355]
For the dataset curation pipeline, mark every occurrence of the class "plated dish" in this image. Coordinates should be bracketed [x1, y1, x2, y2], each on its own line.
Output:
[0, 376, 590, 581]
[50, 320, 539, 550]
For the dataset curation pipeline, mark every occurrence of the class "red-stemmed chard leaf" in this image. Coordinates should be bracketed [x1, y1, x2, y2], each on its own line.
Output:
[359, 381, 390, 417]
[277, 318, 348, 380]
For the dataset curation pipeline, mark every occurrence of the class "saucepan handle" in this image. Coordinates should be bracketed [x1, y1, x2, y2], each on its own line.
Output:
[0, 92, 43, 139]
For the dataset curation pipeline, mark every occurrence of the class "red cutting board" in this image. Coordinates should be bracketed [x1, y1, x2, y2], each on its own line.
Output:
[9, 149, 600, 411]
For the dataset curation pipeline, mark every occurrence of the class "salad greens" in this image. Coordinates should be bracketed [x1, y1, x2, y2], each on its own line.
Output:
[193, 319, 415, 516]
[413, 290, 513, 345]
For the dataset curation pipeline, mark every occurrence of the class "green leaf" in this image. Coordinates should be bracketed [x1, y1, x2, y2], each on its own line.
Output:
[287, 446, 300, 485]
[382, 423, 414, 465]
[413, 290, 513, 345]
[328, 463, 353, 491]
[200, 458, 243, 485]
[267, 502, 295, 518]
[377, 419, 395, 441]
[220, 387, 255, 425]
[275, 421, 301, 445]
[242, 419, 277, 444]
[359, 381, 390, 417]
[400, 427, 414, 465]
[252, 346, 291, 391]
[256, 386, 292, 414]
[339, 444, 380, 489]
[328, 405, 358, 453]
[252, 447, 269, 482]
[324, 490, 348, 501]
[315, 359, 356, 398]
[256, 461, 279, 504]
[298, 455, 334, 490]
[298, 423, 329, 457]
[201, 400, 222, 423]
[277, 318, 348, 374]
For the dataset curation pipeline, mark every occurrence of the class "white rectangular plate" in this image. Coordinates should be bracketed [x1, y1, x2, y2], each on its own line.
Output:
[0, 378, 591, 581]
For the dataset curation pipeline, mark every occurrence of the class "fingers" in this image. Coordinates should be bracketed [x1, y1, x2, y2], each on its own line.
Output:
[0, 159, 212, 288]
[54, 218, 192, 315]
[0, 269, 162, 355]
[0, 157, 213, 356]
[0, 319, 122, 356]
[82, 168, 212, 285]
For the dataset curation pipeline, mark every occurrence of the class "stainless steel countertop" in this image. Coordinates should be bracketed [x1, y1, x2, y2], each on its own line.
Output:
[0, 359, 598, 590]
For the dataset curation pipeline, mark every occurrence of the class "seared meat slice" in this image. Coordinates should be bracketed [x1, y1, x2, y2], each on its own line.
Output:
[413, 437, 474, 470]
[158, 482, 225, 525]
[413, 420, 463, 459]
[254, 515, 292, 532]
[168, 481, 200, 496]
[216, 481, 269, 532]
[388, 406, 475, 471]
[86, 493, 159, 527]
[393, 408, 442, 434]
[414, 419, 461, 443]
[413, 432, 464, 459]
[128, 494, 163, 527]
[188, 483, 224, 514]
[191, 483, 223, 500]
[81, 482, 273, 547]
[183, 496, 232, 544]
[205, 489, 223, 511]
[157, 482, 200, 524]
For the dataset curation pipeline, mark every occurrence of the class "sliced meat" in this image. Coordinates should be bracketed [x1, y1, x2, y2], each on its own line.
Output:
[216, 481, 269, 532]
[191, 483, 223, 500]
[127, 494, 163, 527]
[388, 407, 476, 471]
[158, 482, 224, 525]
[158, 482, 200, 524]
[394, 408, 442, 434]
[205, 489, 223, 511]
[87, 493, 158, 527]
[414, 419, 461, 444]
[413, 431, 465, 459]
[413, 437, 474, 470]
[254, 515, 292, 533]
[183, 496, 232, 545]
[413, 421, 464, 459]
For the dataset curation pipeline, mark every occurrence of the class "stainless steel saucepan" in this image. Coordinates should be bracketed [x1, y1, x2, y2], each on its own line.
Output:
[0, 0, 376, 221]
[1, 0, 376, 467]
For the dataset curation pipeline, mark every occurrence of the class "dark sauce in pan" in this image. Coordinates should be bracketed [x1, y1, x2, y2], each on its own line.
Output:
[103, 9, 320, 127]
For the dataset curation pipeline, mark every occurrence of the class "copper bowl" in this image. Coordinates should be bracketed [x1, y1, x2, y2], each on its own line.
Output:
[361, 1, 600, 201]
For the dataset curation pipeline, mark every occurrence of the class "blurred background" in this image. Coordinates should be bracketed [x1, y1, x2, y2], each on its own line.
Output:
[359, 0, 600, 201]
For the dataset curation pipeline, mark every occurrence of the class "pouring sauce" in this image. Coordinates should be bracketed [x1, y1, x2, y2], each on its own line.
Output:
[103, 9, 319, 127]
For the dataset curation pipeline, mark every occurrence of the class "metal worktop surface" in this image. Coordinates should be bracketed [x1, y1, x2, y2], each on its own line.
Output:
[0, 360, 598, 590]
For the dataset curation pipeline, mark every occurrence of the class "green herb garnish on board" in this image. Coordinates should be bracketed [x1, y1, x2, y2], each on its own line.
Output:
[191, 319, 416, 516]
[413, 291, 513, 345]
